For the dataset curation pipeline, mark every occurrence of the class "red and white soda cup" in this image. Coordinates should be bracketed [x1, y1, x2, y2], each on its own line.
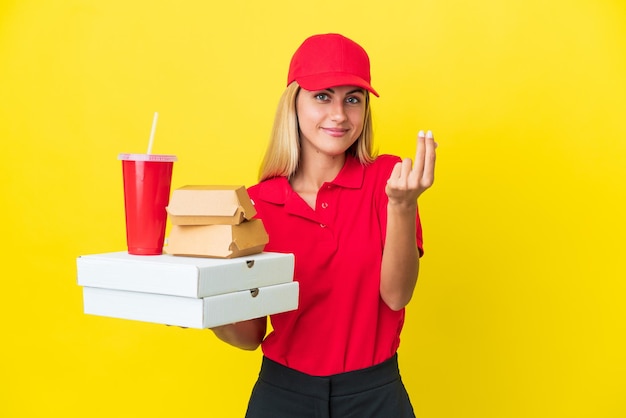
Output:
[119, 153, 177, 255]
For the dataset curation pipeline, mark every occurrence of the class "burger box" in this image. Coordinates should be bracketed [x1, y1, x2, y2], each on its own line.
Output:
[165, 220, 269, 259]
[166, 185, 256, 226]
[164, 185, 269, 258]
[77, 251, 299, 329]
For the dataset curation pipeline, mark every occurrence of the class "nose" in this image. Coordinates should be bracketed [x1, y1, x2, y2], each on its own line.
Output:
[329, 101, 347, 122]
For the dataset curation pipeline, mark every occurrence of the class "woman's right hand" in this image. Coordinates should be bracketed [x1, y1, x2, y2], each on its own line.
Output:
[211, 317, 268, 351]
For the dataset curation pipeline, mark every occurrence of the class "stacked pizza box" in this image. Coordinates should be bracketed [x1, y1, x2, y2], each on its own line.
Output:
[77, 186, 298, 329]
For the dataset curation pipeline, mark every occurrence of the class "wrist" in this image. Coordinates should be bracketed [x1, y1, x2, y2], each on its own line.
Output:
[387, 199, 417, 213]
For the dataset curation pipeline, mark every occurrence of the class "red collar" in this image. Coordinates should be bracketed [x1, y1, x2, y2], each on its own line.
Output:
[256, 154, 365, 205]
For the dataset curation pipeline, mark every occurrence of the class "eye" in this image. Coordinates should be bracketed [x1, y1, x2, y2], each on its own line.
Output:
[315, 93, 330, 101]
[345, 96, 361, 104]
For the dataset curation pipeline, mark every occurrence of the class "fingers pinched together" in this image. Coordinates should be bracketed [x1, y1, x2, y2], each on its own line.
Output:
[385, 130, 437, 205]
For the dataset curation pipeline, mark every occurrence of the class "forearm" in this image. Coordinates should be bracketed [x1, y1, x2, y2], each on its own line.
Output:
[380, 130, 435, 310]
[380, 201, 420, 311]
[211, 316, 267, 350]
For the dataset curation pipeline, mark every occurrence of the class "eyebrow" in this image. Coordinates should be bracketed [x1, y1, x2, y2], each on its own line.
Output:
[325, 88, 366, 95]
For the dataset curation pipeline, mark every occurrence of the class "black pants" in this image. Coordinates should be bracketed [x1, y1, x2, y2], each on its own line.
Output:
[245, 354, 415, 418]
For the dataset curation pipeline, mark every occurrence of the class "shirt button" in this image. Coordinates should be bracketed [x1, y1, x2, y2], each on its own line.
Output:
[321, 202, 328, 209]
[320, 224, 326, 228]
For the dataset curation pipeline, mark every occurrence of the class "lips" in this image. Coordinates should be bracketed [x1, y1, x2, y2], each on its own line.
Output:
[322, 127, 349, 137]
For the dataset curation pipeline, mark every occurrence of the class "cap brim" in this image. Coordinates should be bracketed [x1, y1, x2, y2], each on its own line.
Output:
[295, 73, 379, 97]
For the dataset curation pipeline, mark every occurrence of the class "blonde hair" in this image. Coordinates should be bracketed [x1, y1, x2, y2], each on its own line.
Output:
[258, 82, 376, 182]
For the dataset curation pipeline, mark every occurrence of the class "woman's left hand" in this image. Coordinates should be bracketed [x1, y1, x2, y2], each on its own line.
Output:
[385, 130, 437, 205]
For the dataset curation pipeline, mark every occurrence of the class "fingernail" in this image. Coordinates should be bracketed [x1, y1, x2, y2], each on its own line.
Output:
[418, 130, 425, 137]
[426, 130, 433, 139]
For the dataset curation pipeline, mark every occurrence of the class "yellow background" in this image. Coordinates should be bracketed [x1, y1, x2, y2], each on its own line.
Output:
[1, 0, 625, 417]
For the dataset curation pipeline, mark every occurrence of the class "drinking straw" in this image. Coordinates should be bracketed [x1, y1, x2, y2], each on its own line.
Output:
[146, 111, 159, 154]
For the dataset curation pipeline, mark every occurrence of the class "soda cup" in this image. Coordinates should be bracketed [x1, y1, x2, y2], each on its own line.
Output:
[119, 153, 177, 255]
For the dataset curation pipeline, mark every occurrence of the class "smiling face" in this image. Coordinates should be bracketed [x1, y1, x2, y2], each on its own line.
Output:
[295, 85, 367, 160]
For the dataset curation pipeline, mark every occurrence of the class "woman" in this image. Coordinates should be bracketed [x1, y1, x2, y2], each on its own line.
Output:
[212, 33, 437, 417]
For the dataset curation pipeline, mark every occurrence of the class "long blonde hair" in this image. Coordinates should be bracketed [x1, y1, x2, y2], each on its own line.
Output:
[258, 82, 376, 182]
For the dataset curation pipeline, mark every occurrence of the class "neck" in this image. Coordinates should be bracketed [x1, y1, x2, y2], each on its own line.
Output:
[291, 153, 346, 193]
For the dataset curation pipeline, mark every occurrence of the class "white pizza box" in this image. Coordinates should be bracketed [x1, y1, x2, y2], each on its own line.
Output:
[82, 281, 299, 329]
[77, 251, 294, 298]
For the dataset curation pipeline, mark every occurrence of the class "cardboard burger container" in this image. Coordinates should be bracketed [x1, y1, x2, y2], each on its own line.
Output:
[166, 185, 256, 225]
[165, 185, 268, 258]
[166, 221, 269, 258]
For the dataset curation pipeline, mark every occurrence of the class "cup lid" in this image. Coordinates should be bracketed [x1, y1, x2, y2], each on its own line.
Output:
[118, 153, 177, 162]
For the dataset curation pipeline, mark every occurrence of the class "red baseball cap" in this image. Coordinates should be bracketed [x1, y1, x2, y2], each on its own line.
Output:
[287, 33, 379, 97]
